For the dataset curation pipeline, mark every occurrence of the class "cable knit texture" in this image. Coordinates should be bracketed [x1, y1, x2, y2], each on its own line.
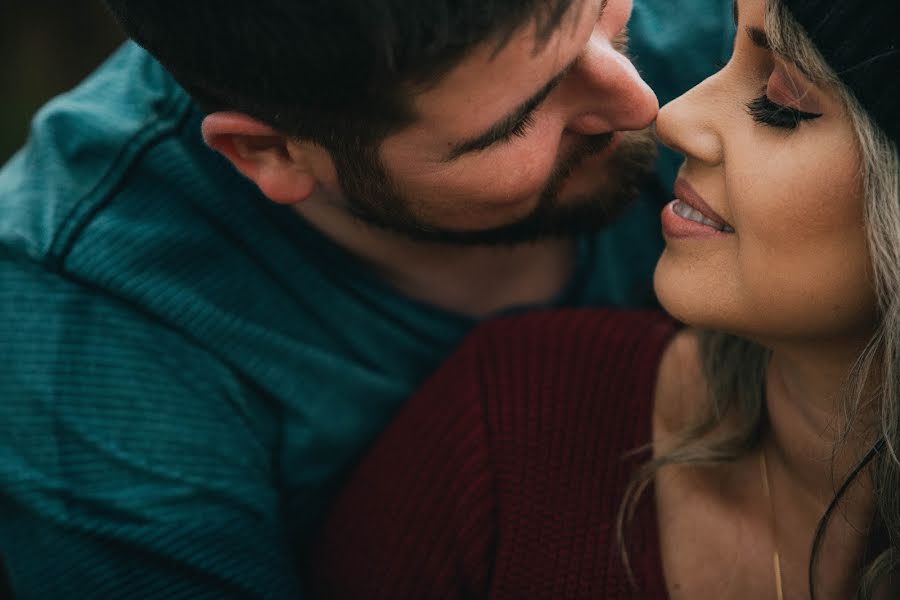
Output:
[311, 309, 677, 599]
[781, 1, 900, 147]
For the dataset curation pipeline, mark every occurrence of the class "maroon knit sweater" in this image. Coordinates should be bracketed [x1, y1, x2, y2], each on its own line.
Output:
[311, 309, 677, 599]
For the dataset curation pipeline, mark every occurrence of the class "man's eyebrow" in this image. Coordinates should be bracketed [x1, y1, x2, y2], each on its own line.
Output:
[445, 57, 578, 160]
[445, 0, 608, 161]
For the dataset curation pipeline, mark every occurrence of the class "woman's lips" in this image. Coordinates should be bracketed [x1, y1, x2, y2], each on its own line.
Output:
[661, 178, 735, 239]
[673, 179, 733, 230]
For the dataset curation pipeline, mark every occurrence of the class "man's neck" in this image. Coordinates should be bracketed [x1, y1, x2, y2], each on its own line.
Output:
[294, 200, 577, 319]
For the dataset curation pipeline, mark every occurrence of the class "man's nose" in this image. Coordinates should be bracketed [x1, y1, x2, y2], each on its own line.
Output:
[564, 36, 659, 135]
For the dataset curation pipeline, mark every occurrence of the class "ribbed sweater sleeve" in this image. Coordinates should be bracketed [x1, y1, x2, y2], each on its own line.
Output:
[311, 309, 676, 599]
[0, 256, 301, 599]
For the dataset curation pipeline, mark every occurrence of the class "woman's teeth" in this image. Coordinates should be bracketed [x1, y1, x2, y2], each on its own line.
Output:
[672, 200, 734, 233]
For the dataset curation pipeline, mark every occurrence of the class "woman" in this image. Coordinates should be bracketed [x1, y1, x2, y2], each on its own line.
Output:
[310, 0, 900, 597]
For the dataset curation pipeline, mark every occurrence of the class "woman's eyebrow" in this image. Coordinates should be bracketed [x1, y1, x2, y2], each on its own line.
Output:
[746, 26, 772, 51]
[746, 24, 821, 85]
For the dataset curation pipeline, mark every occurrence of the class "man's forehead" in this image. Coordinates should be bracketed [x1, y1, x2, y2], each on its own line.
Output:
[415, 0, 600, 104]
[466, 0, 603, 75]
[519, 0, 603, 58]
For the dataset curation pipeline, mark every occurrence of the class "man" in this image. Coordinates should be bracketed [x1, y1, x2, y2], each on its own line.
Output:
[0, 0, 732, 597]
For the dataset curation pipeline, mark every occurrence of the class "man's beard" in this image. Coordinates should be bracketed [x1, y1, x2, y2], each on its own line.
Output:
[331, 128, 658, 246]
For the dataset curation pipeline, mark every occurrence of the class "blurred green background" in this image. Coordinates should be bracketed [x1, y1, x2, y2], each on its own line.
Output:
[1, 2, 124, 163]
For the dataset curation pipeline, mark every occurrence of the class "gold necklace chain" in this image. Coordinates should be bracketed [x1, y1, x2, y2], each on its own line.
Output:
[760, 448, 785, 600]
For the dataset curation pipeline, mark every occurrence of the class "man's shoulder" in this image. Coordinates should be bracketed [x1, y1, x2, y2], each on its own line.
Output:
[0, 42, 199, 263]
[0, 41, 284, 323]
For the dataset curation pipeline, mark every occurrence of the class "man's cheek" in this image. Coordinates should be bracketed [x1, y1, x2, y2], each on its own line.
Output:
[601, 0, 634, 38]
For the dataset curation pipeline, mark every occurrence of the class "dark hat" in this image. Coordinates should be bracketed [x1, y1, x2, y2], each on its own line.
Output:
[781, 1, 900, 147]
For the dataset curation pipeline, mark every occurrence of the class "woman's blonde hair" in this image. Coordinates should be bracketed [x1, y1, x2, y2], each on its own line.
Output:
[618, 1, 900, 597]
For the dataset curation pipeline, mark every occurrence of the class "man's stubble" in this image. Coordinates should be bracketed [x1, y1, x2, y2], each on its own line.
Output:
[332, 127, 658, 246]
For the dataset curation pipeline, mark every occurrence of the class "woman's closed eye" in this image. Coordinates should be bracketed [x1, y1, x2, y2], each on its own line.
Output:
[746, 92, 823, 130]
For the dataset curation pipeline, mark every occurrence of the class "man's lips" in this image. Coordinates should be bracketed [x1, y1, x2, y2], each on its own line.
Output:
[672, 178, 734, 233]
[571, 131, 619, 167]
[555, 132, 620, 196]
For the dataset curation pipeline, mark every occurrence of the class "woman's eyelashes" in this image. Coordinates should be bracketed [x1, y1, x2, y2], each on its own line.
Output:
[747, 92, 823, 130]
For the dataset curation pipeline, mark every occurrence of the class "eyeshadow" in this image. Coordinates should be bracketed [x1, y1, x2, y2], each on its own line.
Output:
[767, 65, 822, 114]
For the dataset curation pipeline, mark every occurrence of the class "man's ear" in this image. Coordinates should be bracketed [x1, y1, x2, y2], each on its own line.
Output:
[201, 112, 336, 204]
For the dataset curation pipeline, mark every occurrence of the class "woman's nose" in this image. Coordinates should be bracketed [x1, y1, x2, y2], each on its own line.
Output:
[656, 75, 725, 167]
[565, 34, 659, 135]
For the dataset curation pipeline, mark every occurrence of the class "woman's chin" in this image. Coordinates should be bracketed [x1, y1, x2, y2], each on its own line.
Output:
[655, 292, 708, 329]
[654, 256, 729, 332]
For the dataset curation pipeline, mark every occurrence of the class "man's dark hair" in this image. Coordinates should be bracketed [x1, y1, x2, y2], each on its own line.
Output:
[102, 0, 578, 150]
